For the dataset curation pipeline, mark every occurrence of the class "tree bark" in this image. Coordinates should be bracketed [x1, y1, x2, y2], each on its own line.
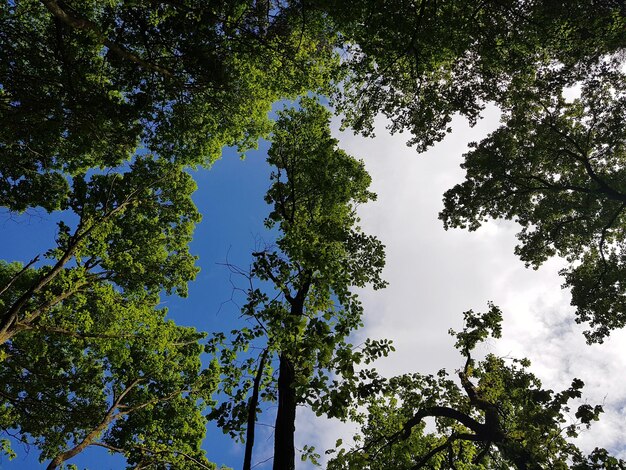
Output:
[47, 414, 115, 470]
[243, 348, 269, 470]
[46, 400, 122, 470]
[273, 353, 296, 470]
[271, 271, 310, 470]
[46, 379, 142, 469]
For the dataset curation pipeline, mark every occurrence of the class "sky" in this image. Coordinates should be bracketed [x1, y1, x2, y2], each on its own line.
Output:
[2, 105, 626, 469]
[312, 109, 626, 464]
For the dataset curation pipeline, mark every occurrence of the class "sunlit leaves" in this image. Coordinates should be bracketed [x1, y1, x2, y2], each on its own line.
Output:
[210, 98, 387, 468]
[0, 0, 339, 213]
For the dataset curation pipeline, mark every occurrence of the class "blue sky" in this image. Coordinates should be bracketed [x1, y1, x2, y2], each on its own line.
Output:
[2, 108, 626, 469]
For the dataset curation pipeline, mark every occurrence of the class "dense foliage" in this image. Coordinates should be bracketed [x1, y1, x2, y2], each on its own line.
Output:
[328, 306, 623, 469]
[0, 156, 219, 467]
[1, 0, 625, 468]
[1, 0, 338, 210]
[1, 1, 338, 466]
[327, 0, 625, 150]
[441, 61, 626, 343]
[209, 99, 388, 470]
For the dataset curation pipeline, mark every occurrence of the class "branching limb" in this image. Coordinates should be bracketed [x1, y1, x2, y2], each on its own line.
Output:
[45, 379, 142, 470]
[93, 442, 214, 469]
[409, 432, 482, 470]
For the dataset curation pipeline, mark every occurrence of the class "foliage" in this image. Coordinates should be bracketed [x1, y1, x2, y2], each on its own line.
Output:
[0, 0, 339, 212]
[208, 98, 389, 470]
[311, 0, 626, 341]
[328, 305, 623, 470]
[2, 0, 626, 467]
[0, 0, 338, 463]
[0, 155, 219, 467]
[1, 304, 218, 469]
[0, 1, 337, 466]
[0, 156, 199, 344]
[323, 0, 625, 150]
[441, 62, 626, 343]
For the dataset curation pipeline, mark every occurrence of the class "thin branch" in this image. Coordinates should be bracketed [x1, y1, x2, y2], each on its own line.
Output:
[93, 442, 214, 469]
[1, 282, 88, 343]
[14, 323, 135, 341]
[598, 203, 625, 265]
[252, 251, 294, 303]
[473, 441, 492, 464]
[403, 406, 486, 440]
[0, 255, 40, 297]
[409, 432, 482, 469]
[0, 191, 138, 342]
[409, 434, 456, 470]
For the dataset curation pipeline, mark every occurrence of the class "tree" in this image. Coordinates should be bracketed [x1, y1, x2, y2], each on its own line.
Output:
[1, 305, 218, 469]
[0, 2, 338, 466]
[208, 98, 388, 470]
[0, 156, 199, 344]
[315, 0, 626, 340]
[440, 62, 626, 343]
[0, 1, 339, 464]
[0, 0, 339, 211]
[328, 304, 624, 470]
[322, 0, 624, 151]
[0, 155, 222, 466]
[3, 0, 626, 466]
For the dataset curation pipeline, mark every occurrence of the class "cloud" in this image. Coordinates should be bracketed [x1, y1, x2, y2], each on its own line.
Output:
[296, 111, 626, 465]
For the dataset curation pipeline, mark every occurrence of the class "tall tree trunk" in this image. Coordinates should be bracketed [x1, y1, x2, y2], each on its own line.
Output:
[243, 348, 268, 470]
[273, 353, 296, 470]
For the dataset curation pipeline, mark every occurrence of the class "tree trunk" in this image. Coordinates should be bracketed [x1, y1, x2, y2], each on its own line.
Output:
[273, 353, 296, 470]
[243, 348, 268, 470]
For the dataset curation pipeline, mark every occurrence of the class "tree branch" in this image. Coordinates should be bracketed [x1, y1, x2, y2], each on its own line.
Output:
[0, 255, 40, 297]
[401, 405, 487, 439]
[409, 432, 482, 470]
[45, 379, 141, 470]
[92, 442, 214, 469]
[252, 251, 295, 304]
[14, 323, 135, 341]
[0, 198, 133, 342]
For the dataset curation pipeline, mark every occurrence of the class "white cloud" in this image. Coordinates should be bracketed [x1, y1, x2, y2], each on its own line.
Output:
[296, 110, 626, 466]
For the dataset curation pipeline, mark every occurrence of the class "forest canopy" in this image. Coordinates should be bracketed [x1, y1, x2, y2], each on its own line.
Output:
[1, 0, 625, 468]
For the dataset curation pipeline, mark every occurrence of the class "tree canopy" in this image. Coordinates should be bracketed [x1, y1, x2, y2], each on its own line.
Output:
[0, 155, 220, 467]
[2, 303, 217, 469]
[208, 98, 388, 470]
[326, 0, 625, 150]
[1, 2, 338, 465]
[1, 0, 626, 467]
[1, 0, 338, 212]
[328, 305, 624, 470]
[441, 61, 626, 343]
[322, 0, 626, 341]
